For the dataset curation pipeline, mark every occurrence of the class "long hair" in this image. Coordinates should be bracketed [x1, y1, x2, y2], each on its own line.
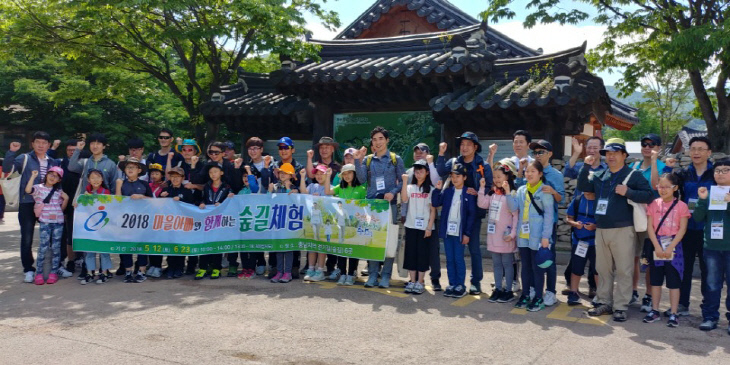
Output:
[490, 164, 516, 195]
[410, 165, 432, 194]
[339, 170, 361, 189]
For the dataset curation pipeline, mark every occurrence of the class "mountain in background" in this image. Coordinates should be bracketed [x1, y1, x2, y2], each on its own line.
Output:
[605, 85, 646, 106]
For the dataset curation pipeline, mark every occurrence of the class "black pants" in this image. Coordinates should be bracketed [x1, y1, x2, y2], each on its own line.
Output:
[680, 229, 707, 308]
[120, 254, 148, 269]
[60, 205, 74, 263]
[326, 254, 338, 272]
[186, 256, 198, 270]
[149, 255, 164, 267]
[167, 256, 185, 271]
[18, 203, 37, 273]
[336, 256, 360, 276]
[564, 256, 598, 289]
[199, 254, 222, 271]
[429, 221, 441, 281]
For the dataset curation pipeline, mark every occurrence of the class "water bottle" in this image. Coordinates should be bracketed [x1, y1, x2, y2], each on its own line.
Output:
[504, 225, 511, 239]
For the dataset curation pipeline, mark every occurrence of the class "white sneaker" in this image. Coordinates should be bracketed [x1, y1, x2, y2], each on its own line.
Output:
[147, 267, 161, 278]
[337, 274, 347, 285]
[24, 271, 35, 283]
[512, 280, 521, 292]
[57, 267, 73, 278]
[543, 291, 557, 306]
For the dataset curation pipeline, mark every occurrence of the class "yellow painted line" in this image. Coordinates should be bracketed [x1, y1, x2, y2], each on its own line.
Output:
[511, 308, 527, 315]
[424, 285, 435, 295]
[304, 281, 338, 289]
[546, 303, 607, 326]
[451, 295, 482, 307]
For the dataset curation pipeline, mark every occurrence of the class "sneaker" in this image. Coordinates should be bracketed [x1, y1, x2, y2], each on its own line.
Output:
[498, 290, 516, 303]
[25, 271, 36, 283]
[512, 280, 521, 292]
[124, 273, 135, 283]
[227, 265, 238, 277]
[629, 291, 640, 306]
[588, 287, 597, 299]
[361, 268, 369, 276]
[79, 274, 92, 285]
[328, 268, 341, 281]
[195, 269, 207, 280]
[404, 282, 415, 294]
[699, 319, 718, 331]
[640, 295, 652, 312]
[543, 291, 557, 307]
[311, 270, 325, 282]
[364, 275, 378, 288]
[210, 269, 221, 279]
[643, 310, 661, 323]
[487, 289, 502, 303]
[431, 280, 442, 291]
[237, 269, 247, 279]
[34, 274, 45, 285]
[134, 273, 147, 283]
[106, 271, 114, 279]
[255, 266, 266, 276]
[588, 304, 613, 317]
[413, 283, 425, 295]
[303, 269, 316, 281]
[148, 267, 162, 278]
[527, 298, 545, 312]
[667, 314, 679, 328]
[57, 266, 73, 278]
[469, 284, 481, 295]
[96, 274, 107, 284]
[46, 273, 58, 284]
[443, 286, 455, 297]
[173, 269, 184, 278]
[664, 304, 690, 317]
[279, 273, 292, 283]
[167, 269, 175, 279]
[270, 272, 283, 283]
[185, 266, 197, 275]
[115, 267, 126, 276]
[453, 285, 466, 298]
[344, 275, 355, 286]
[378, 276, 390, 289]
[65, 261, 76, 274]
[567, 291, 581, 306]
[514, 295, 530, 309]
[613, 310, 628, 322]
[561, 287, 571, 295]
[337, 274, 348, 285]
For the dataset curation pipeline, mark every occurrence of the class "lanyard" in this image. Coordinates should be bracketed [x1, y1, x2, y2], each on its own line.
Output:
[212, 185, 225, 203]
[599, 171, 621, 199]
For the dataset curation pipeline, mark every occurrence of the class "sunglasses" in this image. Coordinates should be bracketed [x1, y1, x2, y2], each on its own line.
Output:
[208, 150, 222, 155]
[641, 142, 657, 148]
[158, 135, 172, 140]
[531, 150, 548, 156]
[278, 145, 291, 150]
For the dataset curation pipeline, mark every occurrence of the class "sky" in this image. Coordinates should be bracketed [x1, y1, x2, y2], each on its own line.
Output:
[304, 0, 621, 85]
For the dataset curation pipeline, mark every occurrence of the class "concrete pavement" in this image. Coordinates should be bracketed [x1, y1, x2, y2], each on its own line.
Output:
[0, 212, 728, 364]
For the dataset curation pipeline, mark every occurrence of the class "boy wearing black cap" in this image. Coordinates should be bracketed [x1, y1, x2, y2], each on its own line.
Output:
[160, 167, 197, 278]
[196, 163, 234, 280]
[435, 131, 493, 295]
[116, 157, 153, 283]
[432, 163, 477, 298]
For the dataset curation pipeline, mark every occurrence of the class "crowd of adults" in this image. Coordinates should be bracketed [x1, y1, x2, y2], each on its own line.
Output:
[3, 126, 729, 334]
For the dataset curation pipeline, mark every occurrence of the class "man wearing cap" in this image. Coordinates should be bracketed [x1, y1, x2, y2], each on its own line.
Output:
[565, 136, 607, 180]
[578, 138, 654, 321]
[223, 141, 237, 163]
[436, 131, 493, 295]
[402, 143, 442, 289]
[120, 137, 148, 181]
[354, 126, 406, 288]
[174, 138, 202, 186]
[307, 136, 342, 182]
[525, 139, 565, 306]
[147, 128, 184, 172]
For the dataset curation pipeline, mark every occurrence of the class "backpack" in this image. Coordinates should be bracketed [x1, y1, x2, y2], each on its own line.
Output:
[365, 152, 397, 169]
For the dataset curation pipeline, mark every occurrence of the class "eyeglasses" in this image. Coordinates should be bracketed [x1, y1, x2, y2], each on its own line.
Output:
[278, 146, 291, 150]
[158, 136, 172, 140]
[208, 150, 221, 155]
[689, 148, 709, 153]
[531, 150, 548, 156]
[715, 168, 730, 175]
[641, 142, 657, 148]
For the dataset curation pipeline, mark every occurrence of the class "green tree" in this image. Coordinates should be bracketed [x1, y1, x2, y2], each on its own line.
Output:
[638, 69, 693, 145]
[481, 0, 730, 153]
[604, 108, 660, 141]
[0, 0, 339, 146]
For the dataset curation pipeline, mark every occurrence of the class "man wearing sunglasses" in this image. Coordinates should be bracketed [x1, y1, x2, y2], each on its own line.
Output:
[147, 128, 184, 173]
[192, 141, 240, 190]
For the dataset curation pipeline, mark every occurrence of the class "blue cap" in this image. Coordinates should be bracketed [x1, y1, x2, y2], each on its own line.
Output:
[278, 137, 294, 147]
[536, 246, 554, 269]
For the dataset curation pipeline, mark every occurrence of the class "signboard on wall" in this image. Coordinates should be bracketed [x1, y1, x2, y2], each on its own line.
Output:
[333, 111, 441, 167]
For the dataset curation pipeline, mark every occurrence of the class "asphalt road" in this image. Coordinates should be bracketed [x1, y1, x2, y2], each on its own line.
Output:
[0, 212, 728, 364]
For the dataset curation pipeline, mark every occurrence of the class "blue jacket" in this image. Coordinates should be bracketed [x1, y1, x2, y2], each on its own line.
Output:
[436, 154, 492, 218]
[2, 150, 60, 204]
[508, 184, 555, 250]
[432, 186, 477, 240]
[516, 164, 564, 224]
[676, 161, 715, 231]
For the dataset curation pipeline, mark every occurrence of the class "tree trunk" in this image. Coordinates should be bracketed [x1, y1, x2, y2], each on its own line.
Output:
[687, 70, 728, 153]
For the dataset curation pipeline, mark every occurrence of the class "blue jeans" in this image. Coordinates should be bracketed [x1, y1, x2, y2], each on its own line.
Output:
[18, 203, 37, 272]
[701, 248, 730, 322]
[37, 222, 63, 273]
[276, 251, 294, 274]
[444, 235, 466, 287]
[468, 218, 483, 286]
[85, 252, 112, 272]
[546, 226, 557, 293]
[519, 247, 535, 298]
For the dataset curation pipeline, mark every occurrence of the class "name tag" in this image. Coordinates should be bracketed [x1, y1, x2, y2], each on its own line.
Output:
[711, 222, 724, 240]
[521, 222, 530, 234]
[595, 199, 609, 215]
[575, 241, 589, 258]
[447, 221, 459, 236]
[376, 177, 386, 191]
[414, 218, 425, 229]
[655, 236, 676, 261]
[487, 223, 496, 234]
[488, 200, 502, 222]
[688, 198, 698, 214]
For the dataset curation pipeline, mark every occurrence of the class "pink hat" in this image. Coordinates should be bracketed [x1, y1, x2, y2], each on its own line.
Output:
[344, 148, 357, 156]
[48, 166, 64, 179]
[311, 164, 328, 175]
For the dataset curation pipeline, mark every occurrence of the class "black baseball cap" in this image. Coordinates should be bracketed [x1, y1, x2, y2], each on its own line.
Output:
[529, 139, 553, 152]
[413, 143, 430, 153]
[412, 159, 428, 168]
[455, 131, 482, 153]
[640, 134, 661, 146]
[450, 162, 468, 175]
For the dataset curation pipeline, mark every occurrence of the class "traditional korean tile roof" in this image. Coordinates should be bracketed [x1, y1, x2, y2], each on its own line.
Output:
[608, 97, 639, 125]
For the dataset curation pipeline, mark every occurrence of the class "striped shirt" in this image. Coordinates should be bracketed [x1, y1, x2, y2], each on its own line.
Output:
[32, 184, 64, 223]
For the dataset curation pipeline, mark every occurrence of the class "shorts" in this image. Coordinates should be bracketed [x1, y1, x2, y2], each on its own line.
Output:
[635, 231, 648, 257]
[570, 243, 596, 277]
[650, 263, 681, 289]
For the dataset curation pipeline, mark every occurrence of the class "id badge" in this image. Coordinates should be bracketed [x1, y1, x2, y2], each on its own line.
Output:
[376, 176, 386, 191]
[414, 218, 425, 229]
[575, 241, 589, 258]
[447, 221, 459, 236]
[711, 222, 724, 240]
[488, 200, 502, 222]
[521, 222, 530, 234]
[595, 198, 609, 215]
[487, 223, 497, 234]
[688, 198, 699, 214]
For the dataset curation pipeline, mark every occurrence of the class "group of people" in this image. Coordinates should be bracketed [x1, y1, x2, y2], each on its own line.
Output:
[3, 126, 730, 335]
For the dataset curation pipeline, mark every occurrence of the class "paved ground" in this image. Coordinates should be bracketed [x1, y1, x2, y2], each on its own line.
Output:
[0, 212, 728, 364]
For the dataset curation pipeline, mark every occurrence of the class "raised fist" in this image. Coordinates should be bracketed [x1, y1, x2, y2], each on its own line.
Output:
[191, 155, 199, 166]
[698, 187, 709, 199]
[52, 140, 61, 150]
[244, 165, 252, 175]
[76, 141, 85, 150]
[584, 155, 596, 166]
[665, 157, 677, 168]
[354, 146, 367, 161]
[299, 168, 306, 177]
[264, 155, 272, 168]
[502, 180, 511, 194]
[439, 142, 447, 156]
[176, 137, 183, 145]
[168, 152, 175, 160]
[651, 149, 659, 162]
[402, 174, 409, 183]
[426, 154, 434, 164]
[479, 177, 486, 188]
[489, 143, 497, 155]
[234, 158, 243, 169]
[118, 155, 126, 162]
[9, 142, 21, 152]
[307, 149, 314, 159]
[436, 180, 443, 190]
[30, 170, 39, 178]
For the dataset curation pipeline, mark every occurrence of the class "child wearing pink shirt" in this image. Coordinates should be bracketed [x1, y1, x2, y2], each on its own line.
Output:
[478, 161, 519, 303]
[644, 173, 691, 327]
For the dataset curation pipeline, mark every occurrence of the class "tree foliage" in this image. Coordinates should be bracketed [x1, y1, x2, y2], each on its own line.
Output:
[481, 0, 730, 152]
